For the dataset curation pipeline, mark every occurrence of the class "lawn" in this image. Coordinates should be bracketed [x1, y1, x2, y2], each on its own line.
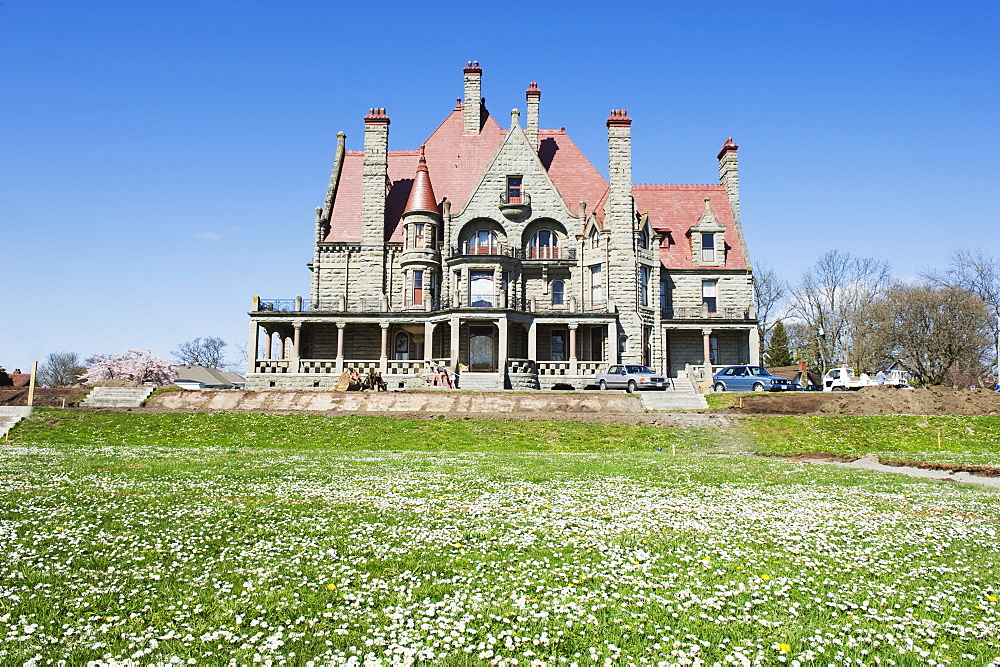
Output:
[2, 410, 999, 665]
[744, 415, 1000, 468]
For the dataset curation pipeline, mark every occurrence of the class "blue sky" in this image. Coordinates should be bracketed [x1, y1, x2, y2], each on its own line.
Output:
[2, 0, 998, 371]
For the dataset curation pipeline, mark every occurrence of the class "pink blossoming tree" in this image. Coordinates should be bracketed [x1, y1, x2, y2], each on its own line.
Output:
[79, 349, 176, 386]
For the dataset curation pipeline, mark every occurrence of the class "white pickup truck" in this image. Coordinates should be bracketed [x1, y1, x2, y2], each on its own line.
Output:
[823, 366, 909, 392]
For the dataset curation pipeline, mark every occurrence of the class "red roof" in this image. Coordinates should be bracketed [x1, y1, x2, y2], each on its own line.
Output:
[11, 373, 30, 387]
[403, 148, 439, 216]
[537, 128, 609, 228]
[632, 184, 747, 270]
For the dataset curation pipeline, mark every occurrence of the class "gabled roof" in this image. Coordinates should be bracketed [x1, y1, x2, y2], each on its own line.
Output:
[537, 128, 609, 228]
[172, 364, 245, 388]
[324, 105, 616, 243]
[632, 184, 747, 270]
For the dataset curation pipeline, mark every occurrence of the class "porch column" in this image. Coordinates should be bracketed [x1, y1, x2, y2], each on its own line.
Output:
[264, 330, 273, 360]
[568, 323, 578, 376]
[450, 314, 461, 367]
[498, 317, 509, 374]
[702, 327, 713, 368]
[291, 322, 302, 373]
[748, 326, 761, 365]
[607, 322, 616, 364]
[424, 321, 437, 362]
[527, 320, 538, 361]
[335, 321, 345, 373]
[278, 333, 286, 360]
[247, 320, 260, 375]
[380, 322, 389, 374]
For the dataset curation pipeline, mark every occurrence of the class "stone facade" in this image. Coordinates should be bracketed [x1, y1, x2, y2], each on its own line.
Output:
[247, 64, 759, 391]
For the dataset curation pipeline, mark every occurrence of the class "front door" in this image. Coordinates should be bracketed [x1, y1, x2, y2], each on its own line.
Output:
[469, 325, 494, 371]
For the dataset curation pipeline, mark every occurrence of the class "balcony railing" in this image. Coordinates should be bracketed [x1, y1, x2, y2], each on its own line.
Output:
[447, 245, 577, 262]
[254, 295, 613, 315]
[663, 307, 752, 320]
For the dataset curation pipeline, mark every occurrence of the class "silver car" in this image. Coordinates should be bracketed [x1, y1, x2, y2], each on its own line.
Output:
[596, 364, 669, 393]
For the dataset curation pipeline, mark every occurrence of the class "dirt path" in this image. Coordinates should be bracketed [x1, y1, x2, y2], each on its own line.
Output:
[779, 453, 1000, 490]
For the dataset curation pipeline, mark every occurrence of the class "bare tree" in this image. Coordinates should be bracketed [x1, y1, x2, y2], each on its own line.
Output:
[787, 250, 892, 372]
[172, 337, 229, 369]
[752, 262, 787, 351]
[37, 351, 86, 387]
[923, 249, 1000, 374]
[863, 284, 989, 385]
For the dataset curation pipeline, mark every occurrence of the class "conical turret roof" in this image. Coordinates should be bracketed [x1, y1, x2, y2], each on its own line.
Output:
[403, 147, 439, 216]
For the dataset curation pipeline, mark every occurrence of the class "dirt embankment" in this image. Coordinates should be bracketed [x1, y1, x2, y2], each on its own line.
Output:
[0, 388, 89, 407]
[728, 386, 1000, 416]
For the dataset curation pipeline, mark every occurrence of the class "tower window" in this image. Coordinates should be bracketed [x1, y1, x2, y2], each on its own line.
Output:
[414, 223, 425, 248]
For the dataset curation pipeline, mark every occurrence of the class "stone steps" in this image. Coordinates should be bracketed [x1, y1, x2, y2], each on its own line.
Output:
[639, 383, 709, 411]
[0, 407, 33, 438]
[80, 386, 156, 408]
[457, 372, 504, 392]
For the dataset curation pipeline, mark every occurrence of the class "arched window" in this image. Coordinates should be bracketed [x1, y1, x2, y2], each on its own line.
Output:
[529, 230, 559, 259]
[395, 332, 410, 360]
[467, 230, 498, 255]
[551, 280, 565, 305]
[590, 229, 600, 249]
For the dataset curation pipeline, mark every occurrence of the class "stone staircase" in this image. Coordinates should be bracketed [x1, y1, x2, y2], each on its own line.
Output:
[639, 381, 708, 411]
[0, 407, 32, 438]
[80, 386, 156, 408]
[457, 372, 504, 392]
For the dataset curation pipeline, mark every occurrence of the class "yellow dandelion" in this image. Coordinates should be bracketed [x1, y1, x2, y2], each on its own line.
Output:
[327, 584, 337, 590]
[760, 574, 771, 581]
[989, 595, 998, 602]
[778, 643, 791, 653]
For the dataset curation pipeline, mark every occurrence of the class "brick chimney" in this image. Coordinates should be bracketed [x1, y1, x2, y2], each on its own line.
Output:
[525, 82, 540, 149]
[362, 108, 390, 246]
[463, 61, 482, 135]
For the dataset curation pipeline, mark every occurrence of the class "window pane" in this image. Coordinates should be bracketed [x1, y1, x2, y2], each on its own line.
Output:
[470, 271, 494, 307]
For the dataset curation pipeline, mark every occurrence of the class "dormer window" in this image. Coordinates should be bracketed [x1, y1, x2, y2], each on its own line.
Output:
[702, 233, 716, 262]
[506, 176, 522, 204]
[637, 226, 650, 250]
[590, 229, 600, 249]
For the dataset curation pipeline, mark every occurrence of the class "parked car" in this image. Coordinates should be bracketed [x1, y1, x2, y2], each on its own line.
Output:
[711, 365, 796, 392]
[596, 364, 669, 392]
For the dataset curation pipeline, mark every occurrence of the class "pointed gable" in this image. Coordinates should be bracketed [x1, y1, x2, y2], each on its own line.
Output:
[632, 184, 747, 270]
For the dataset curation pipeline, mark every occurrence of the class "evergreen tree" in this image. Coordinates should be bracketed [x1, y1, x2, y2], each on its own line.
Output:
[764, 320, 795, 367]
[0, 367, 12, 387]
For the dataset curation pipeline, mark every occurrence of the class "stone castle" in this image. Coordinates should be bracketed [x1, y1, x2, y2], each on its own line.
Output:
[246, 62, 758, 390]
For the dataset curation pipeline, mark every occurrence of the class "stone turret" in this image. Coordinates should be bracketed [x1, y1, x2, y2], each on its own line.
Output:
[362, 108, 390, 247]
[463, 61, 482, 135]
[718, 137, 739, 222]
[400, 147, 442, 309]
[525, 82, 540, 149]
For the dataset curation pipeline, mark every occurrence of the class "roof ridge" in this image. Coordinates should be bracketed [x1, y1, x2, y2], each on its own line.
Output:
[633, 183, 724, 189]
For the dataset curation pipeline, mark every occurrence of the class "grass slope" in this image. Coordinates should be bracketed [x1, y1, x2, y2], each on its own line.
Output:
[745, 415, 1000, 468]
[2, 410, 999, 665]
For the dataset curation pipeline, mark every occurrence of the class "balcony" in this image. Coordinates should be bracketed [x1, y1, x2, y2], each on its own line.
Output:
[253, 295, 612, 316]
[499, 191, 531, 221]
[663, 307, 753, 321]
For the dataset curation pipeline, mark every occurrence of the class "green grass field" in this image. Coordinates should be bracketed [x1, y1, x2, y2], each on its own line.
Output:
[2, 410, 999, 665]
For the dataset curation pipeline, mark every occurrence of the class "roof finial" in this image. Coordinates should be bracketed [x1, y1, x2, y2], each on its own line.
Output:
[704, 197, 712, 212]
